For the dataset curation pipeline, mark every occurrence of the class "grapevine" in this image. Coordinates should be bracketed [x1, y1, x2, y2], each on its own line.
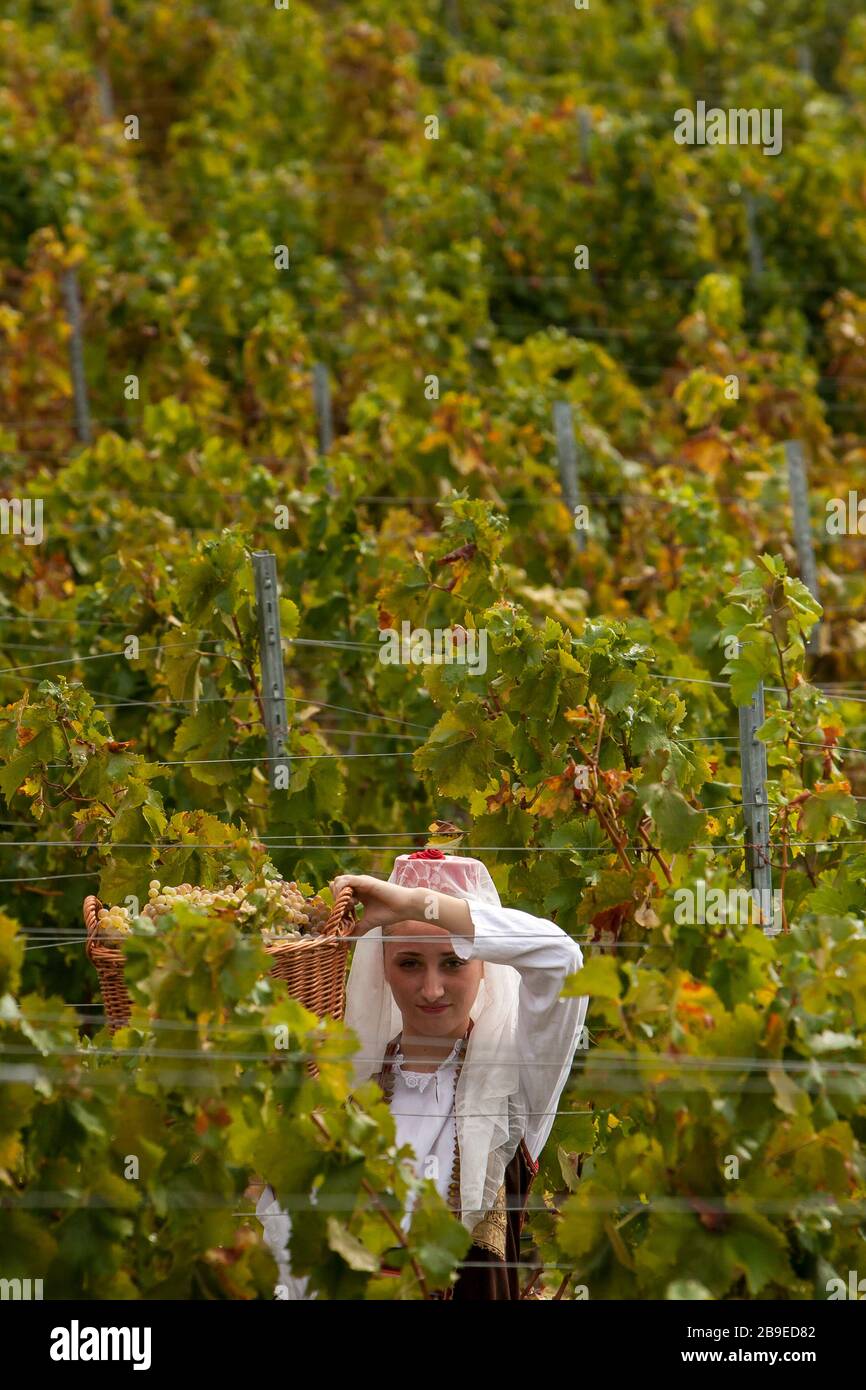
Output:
[0, 0, 865, 1305]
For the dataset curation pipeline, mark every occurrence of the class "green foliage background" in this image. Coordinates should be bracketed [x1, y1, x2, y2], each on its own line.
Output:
[1, 0, 865, 1298]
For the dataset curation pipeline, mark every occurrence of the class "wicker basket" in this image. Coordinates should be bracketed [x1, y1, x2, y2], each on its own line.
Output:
[84, 884, 358, 1034]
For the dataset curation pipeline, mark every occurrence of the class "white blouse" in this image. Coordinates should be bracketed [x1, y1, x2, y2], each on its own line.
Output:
[257, 896, 587, 1299]
[387, 1033, 464, 1221]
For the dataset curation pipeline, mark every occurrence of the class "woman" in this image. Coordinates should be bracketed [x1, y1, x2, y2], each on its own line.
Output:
[257, 849, 588, 1300]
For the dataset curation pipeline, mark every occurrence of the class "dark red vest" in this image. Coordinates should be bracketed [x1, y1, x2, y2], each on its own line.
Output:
[449, 1138, 539, 1301]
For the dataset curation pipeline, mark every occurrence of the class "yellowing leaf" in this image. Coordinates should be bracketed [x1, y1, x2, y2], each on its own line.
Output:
[564, 955, 622, 999]
[681, 435, 728, 475]
[326, 1218, 379, 1272]
[768, 1065, 803, 1117]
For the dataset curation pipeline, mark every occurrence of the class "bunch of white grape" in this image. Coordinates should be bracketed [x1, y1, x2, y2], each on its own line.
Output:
[97, 877, 331, 945]
[256, 878, 312, 943]
[141, 880, 242, 919]
[96, 903, 135, 939]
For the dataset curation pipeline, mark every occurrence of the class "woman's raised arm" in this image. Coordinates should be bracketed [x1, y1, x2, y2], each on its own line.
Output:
[449, 898, 588, 1163]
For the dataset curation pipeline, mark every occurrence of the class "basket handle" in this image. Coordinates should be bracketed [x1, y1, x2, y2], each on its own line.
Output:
[321, 883, 358, 938]
[83, 894, 103, 957]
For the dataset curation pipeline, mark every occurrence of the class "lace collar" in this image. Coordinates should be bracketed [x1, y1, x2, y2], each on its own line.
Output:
[392, 1034, 465, 1092]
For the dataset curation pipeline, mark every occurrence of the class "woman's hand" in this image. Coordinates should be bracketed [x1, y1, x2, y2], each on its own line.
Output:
[331, 874, 474, 942]
[330, 874, 419, 936]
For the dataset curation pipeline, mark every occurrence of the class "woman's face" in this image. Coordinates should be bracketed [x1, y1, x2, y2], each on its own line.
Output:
[383, 920, 483, 1038]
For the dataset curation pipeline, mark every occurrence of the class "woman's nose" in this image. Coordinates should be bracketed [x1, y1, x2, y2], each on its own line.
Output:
[420, 972, 446, 1001]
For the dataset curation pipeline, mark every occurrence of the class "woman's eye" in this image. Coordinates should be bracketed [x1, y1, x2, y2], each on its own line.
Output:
[399, 960, 420, 969]
[444, 959, 464, 969]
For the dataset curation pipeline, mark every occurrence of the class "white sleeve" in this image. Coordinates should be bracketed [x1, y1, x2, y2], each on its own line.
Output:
[256, 1184, 318, 1301]
[451, 898, 588, 1163]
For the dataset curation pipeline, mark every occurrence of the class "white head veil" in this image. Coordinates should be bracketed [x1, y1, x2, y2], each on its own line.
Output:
[344, 852, 526, 1236]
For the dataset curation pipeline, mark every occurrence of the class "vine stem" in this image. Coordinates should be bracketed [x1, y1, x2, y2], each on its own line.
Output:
[231, 613, 267, 733]
[767, 603, 793, 705]
[594, 710, 606, 763]
[43, 777, 116, 818]
[571, 722, 635, 873]
[309, 1110, 432, 1299]
[637, 821, 673, 883]
[593, 800, 633, 873]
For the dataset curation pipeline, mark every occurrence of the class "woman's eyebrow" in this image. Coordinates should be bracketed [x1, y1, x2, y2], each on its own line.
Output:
[393, 949, 461, 960]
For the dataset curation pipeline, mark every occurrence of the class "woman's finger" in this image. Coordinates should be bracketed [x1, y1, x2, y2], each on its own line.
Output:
[330, 875, 412, 929]
[330, 875, 377, 935]
[331, 874, 359, 900]
[332, 873, 367, 892]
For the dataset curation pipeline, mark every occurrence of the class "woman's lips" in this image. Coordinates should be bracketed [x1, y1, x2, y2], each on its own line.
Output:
[419, 1004, 449, 1013]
